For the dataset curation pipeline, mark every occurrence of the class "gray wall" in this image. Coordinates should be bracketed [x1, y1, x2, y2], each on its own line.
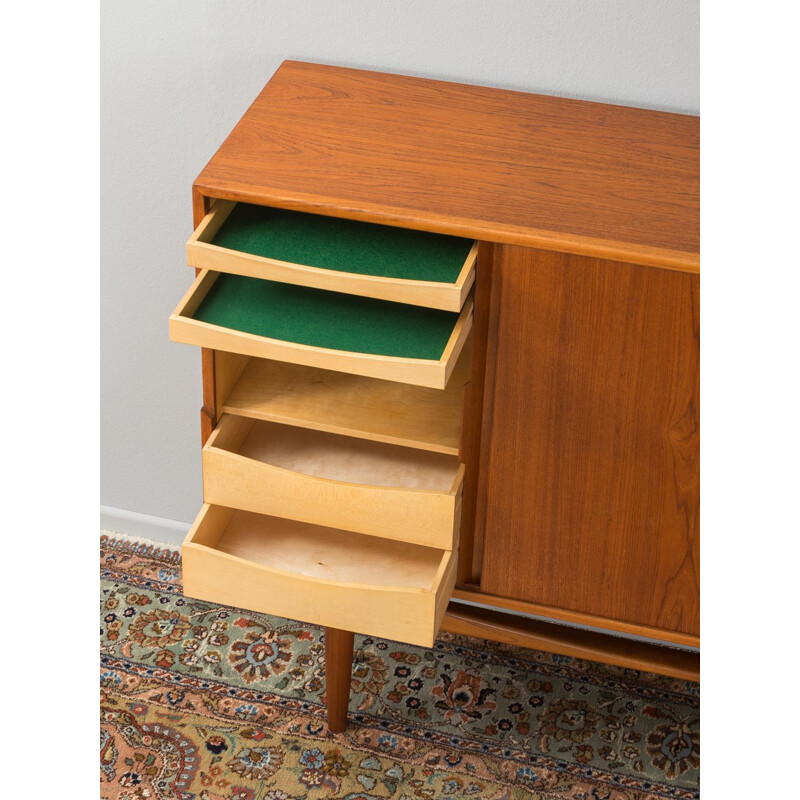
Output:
[101, 0, 699, 530]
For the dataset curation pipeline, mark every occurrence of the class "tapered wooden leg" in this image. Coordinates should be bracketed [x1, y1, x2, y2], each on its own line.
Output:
[324, 627, 354, 734]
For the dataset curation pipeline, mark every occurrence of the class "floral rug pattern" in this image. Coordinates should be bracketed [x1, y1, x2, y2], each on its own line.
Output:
[100, 535, 699, 799]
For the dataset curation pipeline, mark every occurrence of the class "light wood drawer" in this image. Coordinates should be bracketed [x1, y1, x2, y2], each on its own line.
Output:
[221, 337, 472, 456]
[188, 200, 477, 312]
[182, 504, 457, 647]
[203, 415, 464, 550]
[170, 270, 472, 389]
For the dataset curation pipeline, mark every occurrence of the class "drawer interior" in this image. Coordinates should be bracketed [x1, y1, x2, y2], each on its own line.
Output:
[213, 416, 462, 492]
[190, 273, 460, 360]
[206, 202, 474, 284]
[195, 508, 448, 590]
[221, 335, 472, 455]
[171, 270, 473, 388]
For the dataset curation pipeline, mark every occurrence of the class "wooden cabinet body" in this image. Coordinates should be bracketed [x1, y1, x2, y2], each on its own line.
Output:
[181, 61, 699, 688]
[471, 247, 699, 645]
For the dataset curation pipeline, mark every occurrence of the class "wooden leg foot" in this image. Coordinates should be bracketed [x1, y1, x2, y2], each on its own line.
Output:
[324, 627, 354, 734]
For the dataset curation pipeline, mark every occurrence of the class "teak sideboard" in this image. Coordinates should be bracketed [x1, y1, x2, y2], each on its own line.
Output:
[169, 60, 699, 733]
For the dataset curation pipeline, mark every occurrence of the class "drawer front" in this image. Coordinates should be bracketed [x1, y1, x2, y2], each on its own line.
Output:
[182, 505, 457, 648]
[203, 415, 464, 550]
[170, 270, 473, 390]
[187, 200, 477, 312]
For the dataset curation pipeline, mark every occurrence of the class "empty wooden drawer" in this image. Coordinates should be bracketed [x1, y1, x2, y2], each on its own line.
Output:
[221, 338, 472, 456]
[169, 270, 473, 389]
[182, 504, 458, 647]
[188, 200, 477, 311]
[203, 415, 464, 549]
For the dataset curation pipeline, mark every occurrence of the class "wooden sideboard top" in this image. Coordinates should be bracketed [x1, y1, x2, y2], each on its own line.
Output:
[195, 60, 699, 272]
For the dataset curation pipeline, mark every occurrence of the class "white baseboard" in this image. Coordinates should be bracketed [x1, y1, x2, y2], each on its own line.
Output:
[100, 505, 190, 547]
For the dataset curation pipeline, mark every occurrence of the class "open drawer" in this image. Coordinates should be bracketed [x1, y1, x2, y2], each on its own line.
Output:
[203, 415, 464, 549]
[170, 270, 473, 389]
[188, 200, 477, 312]
[221, 337, 472, 456]
[182, 505, 457, 647]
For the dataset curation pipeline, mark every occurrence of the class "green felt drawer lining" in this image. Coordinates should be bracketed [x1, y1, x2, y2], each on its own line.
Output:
[191, 274, 459, 360]
[211, 203, 472, 284]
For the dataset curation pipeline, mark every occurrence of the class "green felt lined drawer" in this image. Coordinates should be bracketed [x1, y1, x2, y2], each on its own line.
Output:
[187, 201, 477, 311]
[170, 271, 473, 389]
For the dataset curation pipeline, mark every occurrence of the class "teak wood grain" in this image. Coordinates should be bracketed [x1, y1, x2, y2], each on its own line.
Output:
[195, 61, 698, 272]
[441, 604, 699, 682]
[324, 628, 354, 734]
[477, 246, 699, 639]
[456, 242, 493, 584]
[451, 588, 699, 649]
[193, 189, 216, 445]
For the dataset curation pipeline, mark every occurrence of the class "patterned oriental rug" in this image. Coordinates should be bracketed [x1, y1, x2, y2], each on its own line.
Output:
[100, 535, 699, 800]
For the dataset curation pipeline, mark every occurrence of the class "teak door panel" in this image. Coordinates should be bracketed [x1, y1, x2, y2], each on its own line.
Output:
[478, 245, 699, 639]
